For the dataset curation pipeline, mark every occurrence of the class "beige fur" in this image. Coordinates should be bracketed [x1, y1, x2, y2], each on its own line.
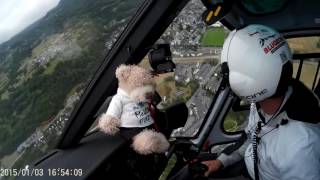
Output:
[132, 129, 170, 155]
[115, 64, 132, 82]
[98, 114, 121, 135]
[115, 64, 154, 96]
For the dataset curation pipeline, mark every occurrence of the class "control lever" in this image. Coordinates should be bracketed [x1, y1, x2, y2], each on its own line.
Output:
[166, 139, 202, 161]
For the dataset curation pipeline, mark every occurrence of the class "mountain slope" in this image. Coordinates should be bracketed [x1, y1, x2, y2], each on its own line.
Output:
[0, 0, 142, 159]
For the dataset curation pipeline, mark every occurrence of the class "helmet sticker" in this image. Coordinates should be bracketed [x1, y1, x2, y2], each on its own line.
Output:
[247, 26, 285, 54]
[240, 89, 268, 102]
[247, 26, 276, 47]
[259, 34, 276, 47]
[263, 37, 285, 54]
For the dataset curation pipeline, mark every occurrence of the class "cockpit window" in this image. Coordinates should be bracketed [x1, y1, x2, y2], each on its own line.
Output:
[288, 36, 320, 54]
[240, 0, 288, 14]
[288, 36, 320, 90]
[0, 0, 144, 172]
[146, 0, 226, 137]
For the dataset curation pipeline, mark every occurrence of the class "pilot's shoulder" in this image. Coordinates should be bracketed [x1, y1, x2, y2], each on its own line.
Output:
[279, 119, 320, 146]
[272, 121, 318, 164]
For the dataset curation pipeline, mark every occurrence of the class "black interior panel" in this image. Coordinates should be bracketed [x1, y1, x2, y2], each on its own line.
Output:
[19, 132, 129, 180]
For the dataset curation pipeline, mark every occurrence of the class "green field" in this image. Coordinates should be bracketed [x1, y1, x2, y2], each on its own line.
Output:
[224, 119, 238, 132]
[201, 28, 225, 47]
[224, 111, 248, 132]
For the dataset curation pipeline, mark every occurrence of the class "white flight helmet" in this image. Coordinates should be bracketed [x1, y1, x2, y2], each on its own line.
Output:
[221, 24, 293, 102]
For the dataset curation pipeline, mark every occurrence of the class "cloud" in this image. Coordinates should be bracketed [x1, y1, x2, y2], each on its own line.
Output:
[0, 0, 60, 44]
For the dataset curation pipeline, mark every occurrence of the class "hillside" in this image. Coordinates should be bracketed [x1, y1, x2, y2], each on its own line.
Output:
[0, 0, 142, 161]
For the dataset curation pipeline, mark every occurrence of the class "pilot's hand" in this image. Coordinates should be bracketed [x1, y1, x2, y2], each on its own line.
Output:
[202, 159, 222, 177]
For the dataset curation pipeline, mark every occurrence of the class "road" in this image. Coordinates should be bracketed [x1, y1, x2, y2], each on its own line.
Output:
[182, 65, 220, 136]
[172, 55, 219, 63]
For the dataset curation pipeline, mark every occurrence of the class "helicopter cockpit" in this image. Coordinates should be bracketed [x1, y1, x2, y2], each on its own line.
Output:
[2, 0, 318, 180]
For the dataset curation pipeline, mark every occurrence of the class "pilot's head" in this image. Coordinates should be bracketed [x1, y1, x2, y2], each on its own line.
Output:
[221, 24, 293, 103]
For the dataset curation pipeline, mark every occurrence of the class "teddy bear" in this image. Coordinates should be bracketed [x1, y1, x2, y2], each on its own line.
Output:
[98, 64, 170, 155]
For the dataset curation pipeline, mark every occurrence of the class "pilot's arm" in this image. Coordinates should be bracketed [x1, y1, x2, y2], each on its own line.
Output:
[203, 105, 253, 176]
[217, 104, 255, 168]
[217, 138, 250, 168]
[202, 138, 250, 177]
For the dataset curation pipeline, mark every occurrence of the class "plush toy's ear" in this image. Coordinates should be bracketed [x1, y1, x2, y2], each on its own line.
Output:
[132, 129, 170, 155]
[115, 64, 131, 82]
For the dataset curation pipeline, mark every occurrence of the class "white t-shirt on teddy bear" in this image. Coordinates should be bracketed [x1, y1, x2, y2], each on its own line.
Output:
[106, 88, 154, 128]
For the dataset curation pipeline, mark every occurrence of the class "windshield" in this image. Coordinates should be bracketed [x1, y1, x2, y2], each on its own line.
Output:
[139, 0, 227, 137]
[0, 0, 144, 172]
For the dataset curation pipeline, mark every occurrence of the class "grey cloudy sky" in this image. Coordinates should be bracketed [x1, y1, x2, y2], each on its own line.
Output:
[0, 0, 60, 44]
